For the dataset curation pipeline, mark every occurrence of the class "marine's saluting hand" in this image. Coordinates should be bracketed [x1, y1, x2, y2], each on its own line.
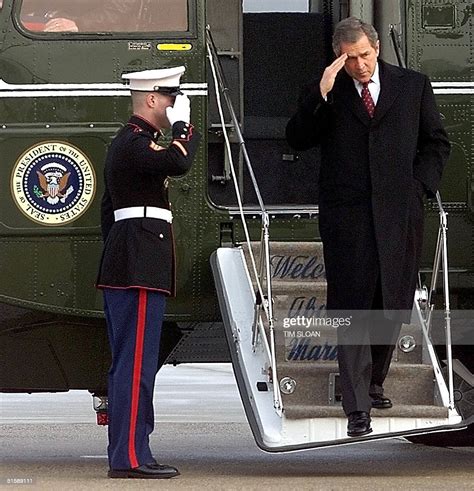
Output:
[319, 53, 348, 99]
[166, 94, 191, 126]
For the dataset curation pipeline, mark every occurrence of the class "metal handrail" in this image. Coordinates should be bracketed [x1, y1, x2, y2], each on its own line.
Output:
[206, 26, 282, 414]
[434, 192, 454, 410]
[389, 24, 406, 69]
[415, 192, 455, 413]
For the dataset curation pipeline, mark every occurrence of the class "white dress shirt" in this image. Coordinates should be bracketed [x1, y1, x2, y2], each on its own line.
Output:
[353, 62, 380, 105]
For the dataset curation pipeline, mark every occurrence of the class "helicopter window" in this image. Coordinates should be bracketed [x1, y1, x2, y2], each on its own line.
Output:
[19, 0, 188, 33]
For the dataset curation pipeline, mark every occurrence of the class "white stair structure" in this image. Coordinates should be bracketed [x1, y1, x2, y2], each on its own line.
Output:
[211, 244, 464, 450]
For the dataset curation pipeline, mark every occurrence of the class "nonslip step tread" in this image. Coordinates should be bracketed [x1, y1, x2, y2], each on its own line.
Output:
[240, 242, 326, 285]
[276, 362, 433, 372]
[240, 241, 323, 251]
[284, 404, 449, 419]
[276, 363, 436, 406]
[269, 282, 327, 291]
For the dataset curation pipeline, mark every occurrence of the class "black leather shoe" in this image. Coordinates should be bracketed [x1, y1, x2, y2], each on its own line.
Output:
[108, 463, 180, 479]
[370, 394, 392, 409]
[347, 411, 372, 437]
[147, 462, 180, 473]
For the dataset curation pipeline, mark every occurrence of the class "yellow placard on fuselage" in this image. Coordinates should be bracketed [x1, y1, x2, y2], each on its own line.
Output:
[157, 43, 192, 51]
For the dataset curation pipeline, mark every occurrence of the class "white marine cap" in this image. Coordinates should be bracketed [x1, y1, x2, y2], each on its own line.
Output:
[122, 66, 185, 95]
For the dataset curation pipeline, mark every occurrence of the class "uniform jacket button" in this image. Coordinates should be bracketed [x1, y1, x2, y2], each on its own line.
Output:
[159, 233, 164, 239]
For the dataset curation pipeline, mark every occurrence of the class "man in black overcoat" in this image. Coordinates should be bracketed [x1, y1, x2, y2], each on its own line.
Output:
[97, 66, 200, 477]
[286, 17, 450, 437]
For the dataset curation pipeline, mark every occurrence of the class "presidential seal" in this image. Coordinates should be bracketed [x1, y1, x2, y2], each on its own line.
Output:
[11, 141, 96, 226]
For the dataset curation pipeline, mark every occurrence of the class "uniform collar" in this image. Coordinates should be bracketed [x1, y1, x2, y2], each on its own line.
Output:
[128, 115, 162, 139]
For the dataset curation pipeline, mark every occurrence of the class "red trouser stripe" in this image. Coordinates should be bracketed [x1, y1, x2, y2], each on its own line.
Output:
[128, 289, 147, 468]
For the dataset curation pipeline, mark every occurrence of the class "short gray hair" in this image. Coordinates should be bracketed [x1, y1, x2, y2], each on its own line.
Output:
[332, 17, 379, 56]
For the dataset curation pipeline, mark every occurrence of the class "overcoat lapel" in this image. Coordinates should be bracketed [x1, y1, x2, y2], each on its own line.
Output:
[334, 60, 405, 126]
[372, 60, 404, 123]
[335, 71, 371, 126]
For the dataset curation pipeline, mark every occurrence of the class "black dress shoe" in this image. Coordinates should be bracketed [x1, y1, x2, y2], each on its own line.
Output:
[370, 394, 392, 409]
[147, 462, 180, 473]
[347, 411, 372, 437]
[108, 463, 180, 479]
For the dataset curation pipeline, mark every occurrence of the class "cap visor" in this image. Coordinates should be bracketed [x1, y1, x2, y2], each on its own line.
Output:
[156, 87, 182, 96]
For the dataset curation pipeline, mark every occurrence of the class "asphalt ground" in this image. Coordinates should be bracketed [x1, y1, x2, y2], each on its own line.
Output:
[1, 364, 473, 490]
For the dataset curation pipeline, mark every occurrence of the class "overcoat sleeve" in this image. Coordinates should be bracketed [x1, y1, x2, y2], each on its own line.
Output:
[413, 75, 450, 197]
[286, 82, 332, 150]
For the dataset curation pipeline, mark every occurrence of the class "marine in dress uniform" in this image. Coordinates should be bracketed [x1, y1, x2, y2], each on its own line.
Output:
[96, 66, 200, 478]
[286, 18, 449, 437]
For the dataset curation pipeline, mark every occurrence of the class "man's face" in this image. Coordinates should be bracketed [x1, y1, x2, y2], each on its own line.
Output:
[339, 34, 379, 83]
[152, 93, 176, 129]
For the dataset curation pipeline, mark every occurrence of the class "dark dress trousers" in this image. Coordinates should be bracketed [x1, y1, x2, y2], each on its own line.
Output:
[97, 115, 200, 469]
[286, 60, 450, 414]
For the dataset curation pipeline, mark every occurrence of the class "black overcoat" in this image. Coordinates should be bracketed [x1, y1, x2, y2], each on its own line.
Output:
[286, 60, 450, 322]
[97, 115, 200, 296]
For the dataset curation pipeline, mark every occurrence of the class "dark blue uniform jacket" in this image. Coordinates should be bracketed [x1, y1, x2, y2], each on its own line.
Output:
[97, 115, 200, 296]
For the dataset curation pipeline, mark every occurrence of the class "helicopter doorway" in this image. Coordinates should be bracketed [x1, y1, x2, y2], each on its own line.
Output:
[208, 12, 331, 209]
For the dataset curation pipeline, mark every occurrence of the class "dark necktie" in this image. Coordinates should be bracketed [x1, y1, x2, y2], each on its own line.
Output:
[361, 82, 375, 118]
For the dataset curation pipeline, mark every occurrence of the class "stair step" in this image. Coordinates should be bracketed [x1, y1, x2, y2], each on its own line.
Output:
[247, 284, 327, 299]
[276, 363, 436, 406]
[272, 282, 327, 294]
[241, 241, 326, 284]
[284, 404, 449, 419]
[241, 241, 324, 255]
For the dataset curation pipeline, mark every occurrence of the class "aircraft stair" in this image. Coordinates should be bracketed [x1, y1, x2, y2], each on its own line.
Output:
[245, 241, 448, 417]
[211, 241, 464, 450]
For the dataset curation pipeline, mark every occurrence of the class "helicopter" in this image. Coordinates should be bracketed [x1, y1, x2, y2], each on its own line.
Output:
[0, 0, 472, 448]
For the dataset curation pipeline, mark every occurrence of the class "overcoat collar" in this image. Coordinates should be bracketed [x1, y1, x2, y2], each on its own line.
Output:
[334, 59, 405, 126]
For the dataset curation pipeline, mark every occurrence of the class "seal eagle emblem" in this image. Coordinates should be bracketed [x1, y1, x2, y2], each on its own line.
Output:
[35, 164, 73, 205]
[11, 141, 96, 226]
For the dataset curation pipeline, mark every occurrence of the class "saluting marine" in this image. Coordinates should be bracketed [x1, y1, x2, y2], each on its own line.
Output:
[96, 66, 200, 479]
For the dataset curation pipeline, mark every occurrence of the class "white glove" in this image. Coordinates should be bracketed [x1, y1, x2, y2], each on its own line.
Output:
[165, 94, 190, 126]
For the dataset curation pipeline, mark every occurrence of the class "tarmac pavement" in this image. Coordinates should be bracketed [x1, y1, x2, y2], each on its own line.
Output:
[1, 364, 473, 490]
